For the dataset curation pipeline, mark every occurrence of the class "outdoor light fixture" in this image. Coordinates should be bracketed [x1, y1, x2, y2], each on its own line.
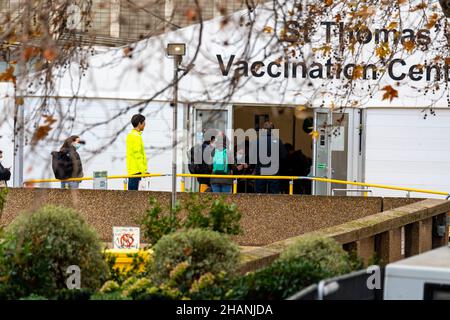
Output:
[166, 43, 186, 57]
[166, 43, 186, 212]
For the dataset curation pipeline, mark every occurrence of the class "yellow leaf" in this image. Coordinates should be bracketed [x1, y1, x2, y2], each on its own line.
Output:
[381, 85, 399, 102]
[375, 42, 391, 59]
[387, 22, 398, 30]
[313, 45, 332, 55]
[263, 26, 274, 34]
[309, 130, 319, 140]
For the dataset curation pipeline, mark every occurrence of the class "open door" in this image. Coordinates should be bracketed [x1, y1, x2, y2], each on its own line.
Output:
[186, 104, 230, 191]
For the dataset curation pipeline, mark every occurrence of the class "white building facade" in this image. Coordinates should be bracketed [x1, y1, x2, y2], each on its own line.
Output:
[1, 0, 449, 198]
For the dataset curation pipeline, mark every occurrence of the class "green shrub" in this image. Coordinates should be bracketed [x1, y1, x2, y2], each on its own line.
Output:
[140, 198, 181, 245]
[140, 195, 242, 245]
[90, 291, 131, 300]
[227, 258, 337, 300]
[150, 229, 240, 293]
[279, 235, 358, 275]
[0, 187, 8, 221]
[225, 236, 363, 300]
[19, 294, 48, 300]
[0, 205, 109, 299]
[183, 195, 242, 235]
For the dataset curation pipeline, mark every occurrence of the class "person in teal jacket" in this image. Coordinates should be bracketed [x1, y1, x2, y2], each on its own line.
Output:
[126, 114, 148, 190]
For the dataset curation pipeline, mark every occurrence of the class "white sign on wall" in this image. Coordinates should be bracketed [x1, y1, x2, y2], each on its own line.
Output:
[113, 227, 140, 249]
[331, 127, 345, 152]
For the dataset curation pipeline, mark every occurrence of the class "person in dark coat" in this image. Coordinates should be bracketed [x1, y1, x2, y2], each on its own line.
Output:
[0, 150, 11, 188]
[188, 136, 215, 191]
[58, 135, 84, 189]
[284, 143, 312, 194]
[254, 121, 288, 194]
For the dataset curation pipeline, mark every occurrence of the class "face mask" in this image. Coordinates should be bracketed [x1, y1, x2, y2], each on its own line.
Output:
[74, 143, 81, 150]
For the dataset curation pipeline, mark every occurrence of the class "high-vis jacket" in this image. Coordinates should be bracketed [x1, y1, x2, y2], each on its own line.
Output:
[126, 129, 148, 175]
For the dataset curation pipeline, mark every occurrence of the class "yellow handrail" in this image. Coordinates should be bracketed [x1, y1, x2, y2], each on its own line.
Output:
[23, 173, 450, 197]
[24, 173, 167, 185]
[309, 177, 449, 197]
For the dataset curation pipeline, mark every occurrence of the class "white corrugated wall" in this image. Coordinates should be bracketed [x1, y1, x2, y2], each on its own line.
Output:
[364, 108, 450, 199]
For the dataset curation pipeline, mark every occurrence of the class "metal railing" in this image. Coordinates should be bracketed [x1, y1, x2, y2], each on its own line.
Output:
[23, 173, 450, 199]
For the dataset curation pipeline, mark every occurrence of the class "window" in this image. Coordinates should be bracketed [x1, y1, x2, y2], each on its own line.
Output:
[424, 283, 450, 300]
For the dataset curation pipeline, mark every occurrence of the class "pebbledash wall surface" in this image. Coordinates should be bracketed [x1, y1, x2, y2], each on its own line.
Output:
[1, 0, 450, 197]
[0, 188, 422, 245]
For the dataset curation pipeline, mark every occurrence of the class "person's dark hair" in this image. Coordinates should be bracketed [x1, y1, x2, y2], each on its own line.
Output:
[285, 143, 294, 152]
[131, 114, 146, 128]
[60, 135, 80, 151]
[263, 121, 275, 130]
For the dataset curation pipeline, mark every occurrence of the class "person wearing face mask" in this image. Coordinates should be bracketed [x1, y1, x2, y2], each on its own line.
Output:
[0, 150, 11, 188]
[55, 135, 84, 189]
[234, 141, 255, 193]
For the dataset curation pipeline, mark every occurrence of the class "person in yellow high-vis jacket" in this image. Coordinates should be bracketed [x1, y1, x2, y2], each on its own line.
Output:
[126, 114, 148, 190]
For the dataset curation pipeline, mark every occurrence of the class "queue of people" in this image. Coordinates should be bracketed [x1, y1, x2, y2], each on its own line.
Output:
[188, 121, 312, 194]
[48, 115, 311, 194]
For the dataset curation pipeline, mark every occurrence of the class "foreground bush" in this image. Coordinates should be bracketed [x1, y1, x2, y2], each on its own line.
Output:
[0, 205, 109, 299]
[150, 229, 240, 293]
[227, 236, 363, 300]
[140, 195, 242, 245]
[279, 235, 362, 274]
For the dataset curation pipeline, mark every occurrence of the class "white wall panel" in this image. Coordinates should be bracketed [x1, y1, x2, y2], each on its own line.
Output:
[21, 98, 179, 191]
[365, 108, 450, 199]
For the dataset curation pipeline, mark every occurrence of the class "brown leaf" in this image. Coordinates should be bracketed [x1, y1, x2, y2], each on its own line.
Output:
[185, 8, 197, 22]
[425, 13, 439, 29]
[403, 40, 415, 54]
[325, 0, 333, 7]
[381, 85, 399, 102]
[43, 48, 58, 62]
[0, 66, 16, 84]
[352, 65, 364, 80]
[15, 97, 24, 106]
[31, 115, 57, 145]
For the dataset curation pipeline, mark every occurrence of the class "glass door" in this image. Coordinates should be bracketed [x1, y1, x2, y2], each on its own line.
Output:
[186, 106, 229, 192]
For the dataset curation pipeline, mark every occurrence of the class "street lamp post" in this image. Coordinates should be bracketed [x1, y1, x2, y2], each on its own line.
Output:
[166, 43, 186, 212]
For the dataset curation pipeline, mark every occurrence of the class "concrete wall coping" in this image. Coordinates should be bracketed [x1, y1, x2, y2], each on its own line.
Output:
[240, 199, 450, 273]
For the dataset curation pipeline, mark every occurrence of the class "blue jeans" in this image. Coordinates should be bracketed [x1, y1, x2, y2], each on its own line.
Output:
[211, 184, 232, 193]
[128, 177, 141, 191]
[61, 181, 80, 189]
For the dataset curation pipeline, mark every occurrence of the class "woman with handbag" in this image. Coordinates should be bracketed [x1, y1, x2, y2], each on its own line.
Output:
[0, 150, 11, 188]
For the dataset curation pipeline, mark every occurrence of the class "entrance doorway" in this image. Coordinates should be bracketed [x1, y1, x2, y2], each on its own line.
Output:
[233, 105, 314, 194]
